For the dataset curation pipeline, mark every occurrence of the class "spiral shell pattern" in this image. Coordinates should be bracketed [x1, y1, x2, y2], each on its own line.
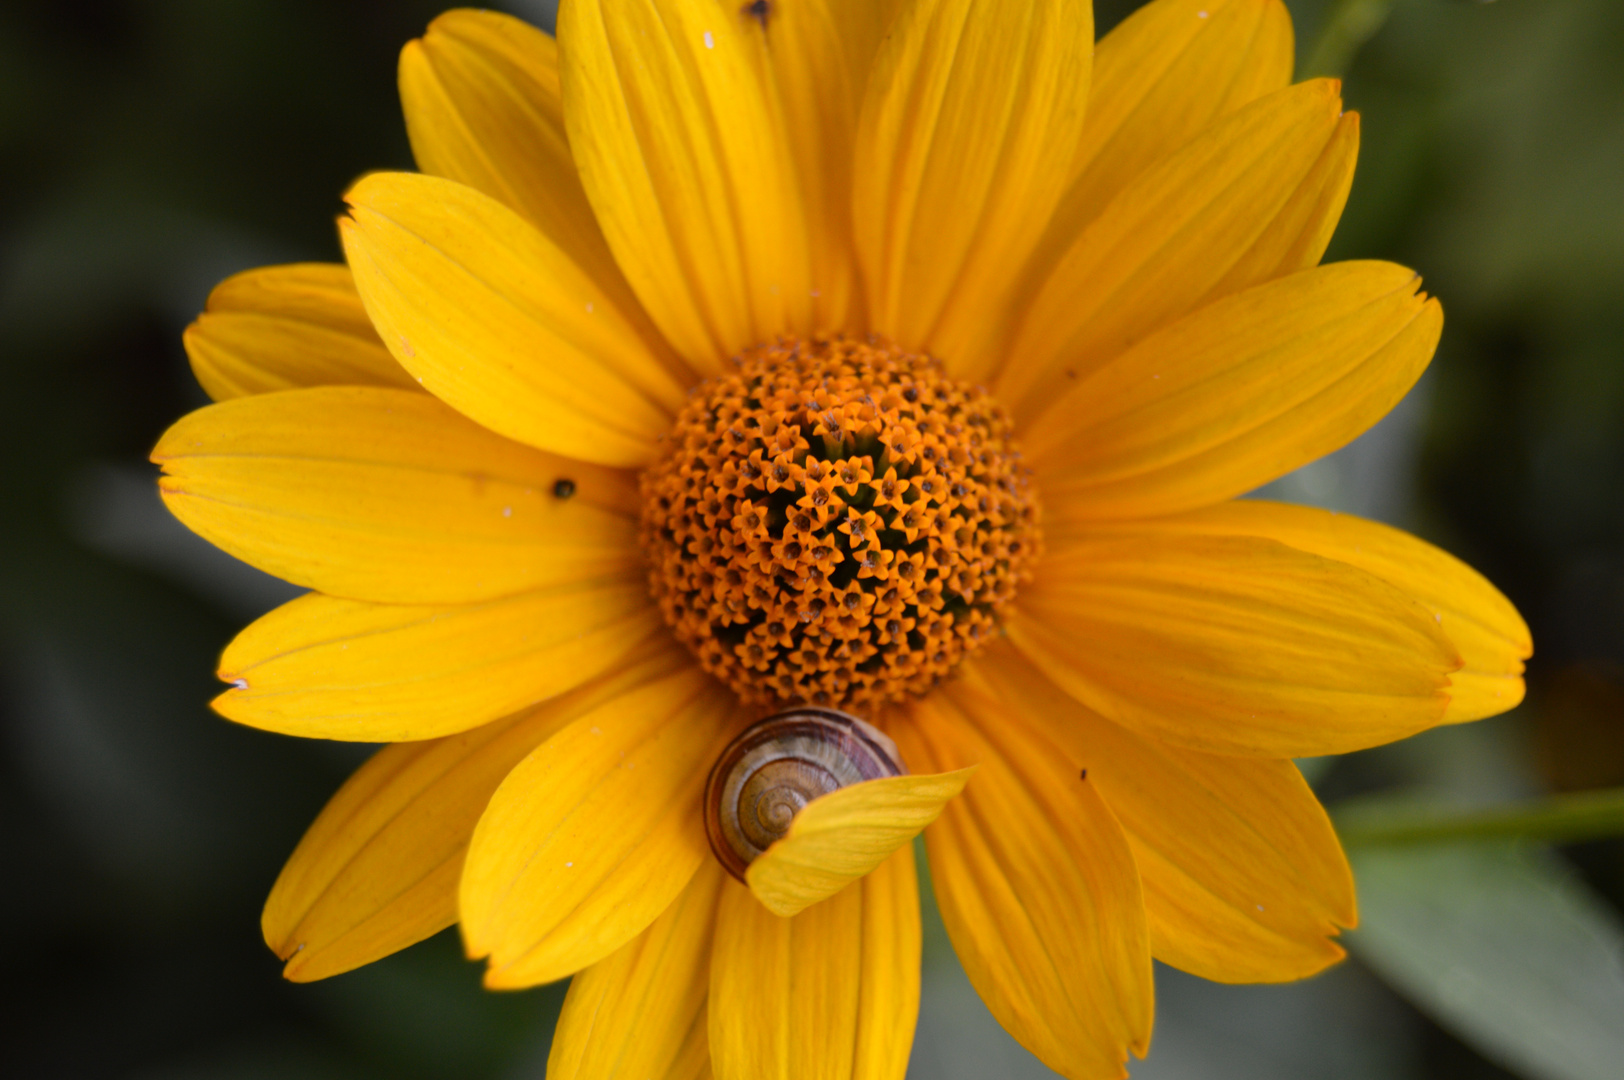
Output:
[704, 708, 906, 881]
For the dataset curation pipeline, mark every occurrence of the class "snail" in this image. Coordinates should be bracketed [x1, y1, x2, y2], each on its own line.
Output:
[704, 707, 906, 881]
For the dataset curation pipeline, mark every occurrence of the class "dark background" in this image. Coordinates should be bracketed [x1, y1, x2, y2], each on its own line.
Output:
[2, 1, 1621, 1077]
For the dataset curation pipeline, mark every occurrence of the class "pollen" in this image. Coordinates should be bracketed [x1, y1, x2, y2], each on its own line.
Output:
[639, 335, 1041, 709]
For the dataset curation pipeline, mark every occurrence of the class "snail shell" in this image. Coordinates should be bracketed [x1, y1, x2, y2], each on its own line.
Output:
[704, 707, 906, 882]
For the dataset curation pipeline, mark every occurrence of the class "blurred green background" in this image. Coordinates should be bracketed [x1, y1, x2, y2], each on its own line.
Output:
[2, 0, 1621, 1077]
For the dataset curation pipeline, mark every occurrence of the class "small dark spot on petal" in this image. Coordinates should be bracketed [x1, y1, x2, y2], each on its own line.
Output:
[742, 0, 772, 31]
[553, 478, 577, 499]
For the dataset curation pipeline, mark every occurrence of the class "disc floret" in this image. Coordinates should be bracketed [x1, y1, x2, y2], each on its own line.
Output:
[640, 336, 1040, 708]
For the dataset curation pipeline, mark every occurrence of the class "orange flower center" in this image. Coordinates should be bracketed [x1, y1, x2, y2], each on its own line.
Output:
[639, 336, 1041, 709]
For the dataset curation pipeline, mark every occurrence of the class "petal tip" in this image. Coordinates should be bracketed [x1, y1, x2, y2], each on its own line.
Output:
[341, 169, 413, 209]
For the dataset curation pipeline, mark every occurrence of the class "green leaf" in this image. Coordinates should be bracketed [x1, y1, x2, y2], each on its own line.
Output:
[1349, 841, 1624, 1080]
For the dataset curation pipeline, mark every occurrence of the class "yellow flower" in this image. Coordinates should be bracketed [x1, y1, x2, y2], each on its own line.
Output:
[154, 1, 1532, 1077]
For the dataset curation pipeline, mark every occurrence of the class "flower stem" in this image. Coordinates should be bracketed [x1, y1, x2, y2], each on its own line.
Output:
[1302, 0, 1403, 78]
[1333, 786, 1624, 847]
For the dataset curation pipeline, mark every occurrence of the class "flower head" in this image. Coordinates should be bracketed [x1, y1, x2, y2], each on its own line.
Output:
[155, 1, 1531, 1077]
[641, 335, 1041, 708]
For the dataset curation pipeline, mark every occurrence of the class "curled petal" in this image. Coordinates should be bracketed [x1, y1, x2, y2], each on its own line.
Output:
[746, 767, 973, 917]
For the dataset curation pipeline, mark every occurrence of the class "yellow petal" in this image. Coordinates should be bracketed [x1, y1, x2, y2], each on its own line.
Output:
[724, 0, 906, 335]
[184, 263, 416, 400]
[710, 845, 920, 1080]
[461, 666, 744, 988]
[746, 767, 974, 917]
[400, 10, 634, 318]
[967, 641, 1356, 984]
[1012, 531, 1462, 758]
[1098, 500, 1532, 724]
[215, 574, 663, 742]
[558, 0, 822, 369]
[849, 845, 922, 1080]
[1027, 261, 1441, 522]
[894, 692, 1153, 1079]
[998, 79, 1348, 423]
[153, 386, 639, 604]
[1203, 110, 1358, 300]
[1060, 0, 1294, 237]
[341, 171, 683, 467]
[548, 861, 724, 1080]
[959, 0, 1300, 381]
[853, 0, 1092, 379]
[262, 643, 693, 983]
